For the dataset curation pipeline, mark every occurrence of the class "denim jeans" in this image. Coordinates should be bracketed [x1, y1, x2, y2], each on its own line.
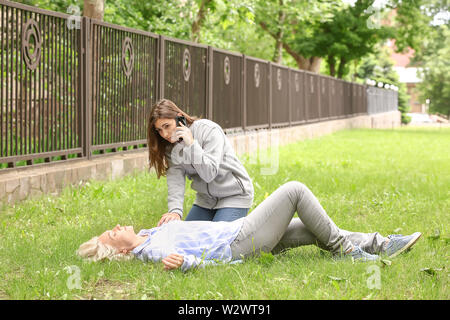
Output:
[230, 181, 388, 259]
[185, 204, 249, 222]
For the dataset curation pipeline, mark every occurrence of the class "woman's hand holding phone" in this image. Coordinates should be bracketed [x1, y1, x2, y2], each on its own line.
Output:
[175, 122, 194, 146]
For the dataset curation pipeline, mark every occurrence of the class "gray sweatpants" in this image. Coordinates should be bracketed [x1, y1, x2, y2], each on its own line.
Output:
[230, 181, 388, 259]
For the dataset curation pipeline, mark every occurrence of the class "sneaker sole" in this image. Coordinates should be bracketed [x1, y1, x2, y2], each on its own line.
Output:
[388, 232, 422, 258]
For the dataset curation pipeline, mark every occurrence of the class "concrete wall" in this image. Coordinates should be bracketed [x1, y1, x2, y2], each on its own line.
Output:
[0, 111, 400, 205]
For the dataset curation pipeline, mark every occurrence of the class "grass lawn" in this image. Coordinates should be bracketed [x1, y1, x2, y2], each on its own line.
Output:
[0, 127, 448, 300]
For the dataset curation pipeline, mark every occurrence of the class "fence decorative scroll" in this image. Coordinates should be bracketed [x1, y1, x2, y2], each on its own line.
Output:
[183, 48, 191, 82]
[295, 73, 300, 92]
[22, 18, 42, 70]
[121, 37, 134, 77]
[254, 63, 260, 88]
[224, 56, 230, 85]
[277, 69, 282, 90]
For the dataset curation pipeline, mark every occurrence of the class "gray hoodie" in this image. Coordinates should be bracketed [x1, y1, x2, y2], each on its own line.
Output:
[165, 119, 254, 217]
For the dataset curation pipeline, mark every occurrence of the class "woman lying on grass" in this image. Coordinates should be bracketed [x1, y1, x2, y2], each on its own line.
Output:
[77, 181, 422, 271]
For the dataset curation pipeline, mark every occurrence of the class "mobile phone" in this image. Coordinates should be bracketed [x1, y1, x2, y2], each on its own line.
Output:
[175, 116, 187, 142]
[176, 115, 187, 127]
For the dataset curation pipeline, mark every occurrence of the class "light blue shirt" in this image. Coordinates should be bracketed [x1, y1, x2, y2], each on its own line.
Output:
[132, 219, 244, 272]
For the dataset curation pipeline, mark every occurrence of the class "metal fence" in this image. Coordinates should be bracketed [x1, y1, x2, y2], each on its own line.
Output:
[245, 57, 270, 130]
[1, 2, 83, 168]
[0, 0, 397, 170]
[89, 20, 158, 156]
[367, 86, 398, 114]
[161, 36, 208, 121]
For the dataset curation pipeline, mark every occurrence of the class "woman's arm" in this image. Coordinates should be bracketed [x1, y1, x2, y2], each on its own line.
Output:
[162, 253, 220, 272]
[180, 254, 220, 272]
[166, 160, 186, 218]
[182, 127, 225, 183]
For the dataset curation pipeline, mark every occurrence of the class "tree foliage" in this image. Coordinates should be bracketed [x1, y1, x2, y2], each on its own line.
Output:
[254, 0, 339, 72]
[313, 0, 393, 79]
[417, 24, 450, 117]
[198, 0, 276, 60]
[13, 0, 449, 112]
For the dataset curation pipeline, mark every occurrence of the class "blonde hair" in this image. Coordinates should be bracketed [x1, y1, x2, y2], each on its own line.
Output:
[77, 236, 134, 262]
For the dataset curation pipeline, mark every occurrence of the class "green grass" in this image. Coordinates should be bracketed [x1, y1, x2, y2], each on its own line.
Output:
[0, 127, 449, 300]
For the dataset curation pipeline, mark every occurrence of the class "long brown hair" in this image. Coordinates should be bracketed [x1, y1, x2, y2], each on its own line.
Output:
[147, 99, 198, 178]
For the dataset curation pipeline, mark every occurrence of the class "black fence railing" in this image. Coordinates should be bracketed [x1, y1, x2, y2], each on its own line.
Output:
[367, 86, 398, 114]
[0, 0, 398, 170]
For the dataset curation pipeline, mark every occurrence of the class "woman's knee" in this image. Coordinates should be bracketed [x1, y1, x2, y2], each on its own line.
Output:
[281, 181, 309, 203]
[284, 181, 307, 193]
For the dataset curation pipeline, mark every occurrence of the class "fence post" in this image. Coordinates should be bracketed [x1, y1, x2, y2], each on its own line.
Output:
[268, 61, 272, 129]
[288, 69, 292, 127]
[361, 84, 367, 114]
[155, 35, 161, 101]
[81, 16, 92, 160]
[317, 75, 321, 121]
[242, 55, 247, 131]
[329, 78, 332, 118]
[304, 73, 308, 122]
[158, 35, 165, 100]
[351, 83, 354, 116]
[206, 46, 213, 121]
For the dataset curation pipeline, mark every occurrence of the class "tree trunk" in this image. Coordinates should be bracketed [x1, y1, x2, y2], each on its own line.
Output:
[272, 0, 286, 64]
[328, 56, 336, 77]
[84, 0, 104, 143]
[259, 21, 321, 72]
[295, 56, 322, 73]
[191, 0, 213, 43]
[337, 57, 347, 79]
[309, 57, 322, 73]
[83, 0, 105, 20]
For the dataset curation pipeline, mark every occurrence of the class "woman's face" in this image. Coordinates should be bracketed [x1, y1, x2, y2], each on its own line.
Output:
[98, 224, 137, 252]
[154, 118, 178, 143]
